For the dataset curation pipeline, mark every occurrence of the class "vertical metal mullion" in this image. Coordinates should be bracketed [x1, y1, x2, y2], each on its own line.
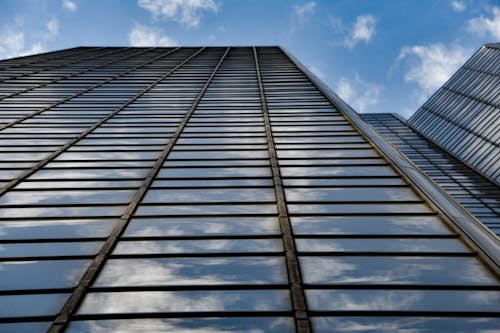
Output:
[47, 47, 230, 333]
[0, 47, 130, 99]
[0, 47, 162, 132]
[252, 47, 311, 333]
[0, 46, 192, 197]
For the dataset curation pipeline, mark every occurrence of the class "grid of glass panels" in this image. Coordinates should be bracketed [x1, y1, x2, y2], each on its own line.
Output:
[0, 46, 498, 333]
[256, 46, 500, 332]
[0, 46, 182, 189]
[363, 113, 500, 235]
[408, 43, 500, 184]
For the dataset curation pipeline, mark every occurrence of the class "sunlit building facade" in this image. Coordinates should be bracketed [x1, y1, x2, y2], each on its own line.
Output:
[0, 46, 498, 333]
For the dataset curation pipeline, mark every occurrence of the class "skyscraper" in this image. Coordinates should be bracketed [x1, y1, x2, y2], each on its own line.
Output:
[362, 43, 499, 237]
[0, 46, 498, 333]
[407, 43, 499, 184]
[362, 112, 500, 236]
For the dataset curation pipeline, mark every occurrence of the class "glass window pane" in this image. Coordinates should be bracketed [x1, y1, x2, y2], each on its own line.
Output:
[0, 293, 69, 318]
[300, 256, 497, 285]
[56, 152, 158, 161]
[0, 241, 102, 258]
[280, 166, 395, 177]
[143, 189, 275, 203]
[114, 239, 282, 254]
[67, 318, 295, 333]
[29, 169, 150, 180]
[135, 204, 277, 216]
[277, 149, 378, 158]
[283, 178, 405, 186]
[306, 290, 500, 312]
[124, 217, 280, 237]
[169, 151, 269, 160]
[295, 238, 468, 253]
[0, 260, 91, 290]
[78, 290, 291, 314]
[0, 190, 135, 205]
[311, 317, 500, 333]
[158, 167, 271, 178]
[0, 219, 116, 240]
[290, 216, 452, 236]
[153, 179, 273, 187]
[285, 188, 419, 202]
[287, 203, 432, 215]
[0, 206, 127, 218]
[0, 322, 51, 333]
[94, 257, 287, 286]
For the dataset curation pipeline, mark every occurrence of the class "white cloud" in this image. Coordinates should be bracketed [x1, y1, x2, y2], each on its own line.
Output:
[138, 0, 218, 28]
[291, 1, 316, 32]
[335, 73, 381, 113]
[129, 24, 177, 47]
[46, 18, 59, 39]
[397, 43, 471, 101]
[62, 0, 77, 11]
[0, 18, 60, 60]
[0, 25, 25, 59]
[347, 15, 377, 48]
[467, 6, 500, 40]
[450, 0, 466, 12]
[20, 42, 44, 57]
[330, 14, 377, 48]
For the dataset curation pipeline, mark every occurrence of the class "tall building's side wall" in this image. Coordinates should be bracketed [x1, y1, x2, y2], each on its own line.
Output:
[0, 47, 498, 333]
[408, 44, 500, 184]
[363, 113, 500, 235]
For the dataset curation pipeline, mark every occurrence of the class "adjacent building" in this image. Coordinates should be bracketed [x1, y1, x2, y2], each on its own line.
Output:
[362, 44, 499, 237]
[407, 43, 499, 184]
[362, 112, 500, 235]
[0, 46, 498, 333]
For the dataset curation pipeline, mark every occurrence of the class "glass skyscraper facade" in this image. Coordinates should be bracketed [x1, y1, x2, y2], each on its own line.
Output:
[407, 43, 499, 184]
[0, 46, 498, 333]
[363, 113, 500, 236]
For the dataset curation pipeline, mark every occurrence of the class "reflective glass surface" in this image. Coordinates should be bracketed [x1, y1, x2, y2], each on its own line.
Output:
[300, 256, 497, 285]
[296, 238, 467, 253]
[78, 290, 291, 314]
[287, 203, 432, 214]
[285, 188, 419, 202]
[0, 322, 51, 333]
[67, 318, 295, 333]
[280, 166, 395, 177]
[94, 257, 287, 286]
[143, 188, 275, 203]
[0, 46, 498, 330]
[311, 317, 500, 333]
[124, 217, 280, 236]
[29, 168, 150, 179]
[114, 239, 282, 254]
[158, 167, 271, 178]
[0, 293, 69, 318]
[0, 241, 102, 258]
[0, 260, 90, 290]
[306, 289, 500, 312]
[136, 204, 278, 216]
[0, 190, 134, 205]
[0, 219, 116, 239]
[290, 216, 451, 235]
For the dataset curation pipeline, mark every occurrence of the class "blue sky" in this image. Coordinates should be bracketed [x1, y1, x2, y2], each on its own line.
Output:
[0, 0, 499, 117]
